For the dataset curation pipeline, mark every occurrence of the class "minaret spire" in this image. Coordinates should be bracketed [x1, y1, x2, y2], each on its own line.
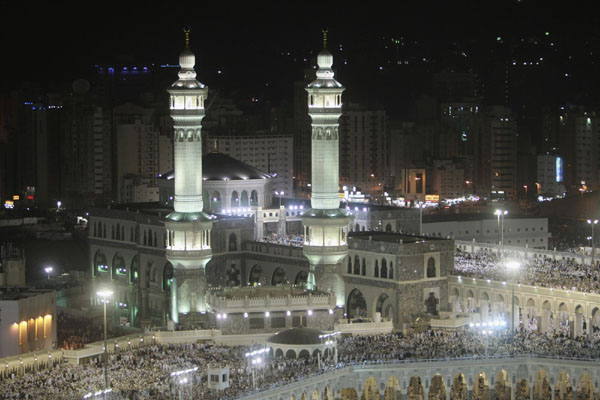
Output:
[302, 31, 351, 308]
[165, 30, 213, 325]
[184, 26, 191, 48]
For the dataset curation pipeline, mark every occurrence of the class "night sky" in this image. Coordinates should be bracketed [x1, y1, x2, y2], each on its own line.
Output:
[3, 1, 600, 108]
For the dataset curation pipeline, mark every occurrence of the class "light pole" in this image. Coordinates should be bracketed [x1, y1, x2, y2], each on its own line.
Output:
[587, 219, 598, 266]
[44, 266, 53, 280]
[523, 185, 528, 199]
[416, 203, 423, 235]
[506, 260, 520, 345]
[274, 191, 284, 208]
[495, 210, 508, 267]
[97, 290, 113, 398]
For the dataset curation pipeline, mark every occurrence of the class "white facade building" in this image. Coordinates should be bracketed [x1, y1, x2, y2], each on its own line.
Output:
[0, 288, 56, 358]
[210, 134, 293, 196]
[422, 217, 550, 249]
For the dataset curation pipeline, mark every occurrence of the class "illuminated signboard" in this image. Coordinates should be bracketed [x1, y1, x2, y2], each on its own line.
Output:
[12, 195, 19, 200]
[556, 157, 563, 183]
[425, 195, 440, 202]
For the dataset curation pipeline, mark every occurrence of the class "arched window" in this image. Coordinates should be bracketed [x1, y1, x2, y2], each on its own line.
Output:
[249, 265, 263, 285]
[229, 233, 238, 252]
[250, 190, 258, 207]
[355, 223, 360, 232]
[295, 270, 308, 285]
[354, 255, 360, 275]
[154, 232, 157, 247]
[389, 262, 394, 279]
[93, 250, 107, 277]
[121, 226, 125, 241]
[361, 258, 366, 276]
[231, 191, 240, 208]
[143, 231, 147, 246]
[111, 225, 115, 239]
[381, 259, 387, 279]
[130, 227, 133, 242]
[271, 267, 287, 286]
[130, 255, 139, 284]
[347, 289, 367, 318]
[374, 260, 379, 278]
[112, 253, 125, 279]
[102, 224, 106, 238]
[116, 224, 120, 240]
[163, 262, 173, 291]
[93, 223, 97, 237]
[240, 191, 249, 207]
[427, 257, 436, 278]
[202, 190, 209, 209]
[385, 223, 392, 232]
[347, 257, 352, 274]
[211, 191, 222, 211]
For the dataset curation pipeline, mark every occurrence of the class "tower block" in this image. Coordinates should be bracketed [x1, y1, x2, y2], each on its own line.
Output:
[302, 31, 351, 308]
[165, 29, 213, 324]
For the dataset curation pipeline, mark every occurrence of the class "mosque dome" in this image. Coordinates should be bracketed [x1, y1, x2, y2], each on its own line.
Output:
[202, 152, 272, 181]
[161, 152, 272, 182]
[267, 327, 324, 345]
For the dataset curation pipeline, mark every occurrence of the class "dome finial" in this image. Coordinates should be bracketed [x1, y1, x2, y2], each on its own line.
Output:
[183, 26, 191, 48]
[321, 28, 328, 49]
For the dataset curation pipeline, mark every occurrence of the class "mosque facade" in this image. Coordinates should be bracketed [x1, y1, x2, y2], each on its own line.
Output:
[87, 32, 452, 332]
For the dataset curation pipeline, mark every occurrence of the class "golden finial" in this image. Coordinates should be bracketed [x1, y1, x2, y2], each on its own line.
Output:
[322, 28, 328, 49]
[183, 26, 191, 48]
[299, 312, 304, 327]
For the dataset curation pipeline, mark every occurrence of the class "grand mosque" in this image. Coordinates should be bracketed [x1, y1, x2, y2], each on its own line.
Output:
[88, 30, 451, 333]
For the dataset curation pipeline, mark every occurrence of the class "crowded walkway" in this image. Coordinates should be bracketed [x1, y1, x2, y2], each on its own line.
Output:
[2, 327, 600, 399]
[454, 249, 600, 293]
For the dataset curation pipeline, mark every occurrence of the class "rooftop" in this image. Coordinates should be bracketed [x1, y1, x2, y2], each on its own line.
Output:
[0, 287, 54, 301]
[349, 231, 446, 244]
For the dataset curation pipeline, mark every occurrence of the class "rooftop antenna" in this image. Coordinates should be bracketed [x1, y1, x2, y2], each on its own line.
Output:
[322, 28, 328, 49]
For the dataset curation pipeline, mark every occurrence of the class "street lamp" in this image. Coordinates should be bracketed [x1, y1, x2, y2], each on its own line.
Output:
[587, 219, 599, 266]
[96, 290, 113, 398]
[506, 260, 520, 344]
[494, 210, 508, 266]
[523, 185, 528, 199]
[44, 266, 53, 280]
[274, 191, 284, 208]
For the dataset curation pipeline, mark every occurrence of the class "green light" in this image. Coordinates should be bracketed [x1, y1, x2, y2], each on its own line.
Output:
[497, 36, 502, 41]
[545, 32, 550, 36]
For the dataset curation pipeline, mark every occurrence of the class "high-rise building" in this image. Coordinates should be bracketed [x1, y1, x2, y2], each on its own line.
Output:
[113, 103, 171, 203]
[302, 34, 351, 307]
[339, 104, 390, 196]
[164, 31, 213, 324]
[559, 111, 600, 192]
[484, 106, 518, 200]
[62, 90, 112, 207]
[537, 154, 565, 198]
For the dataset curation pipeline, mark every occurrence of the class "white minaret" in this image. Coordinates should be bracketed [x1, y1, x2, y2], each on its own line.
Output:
[302, 30, 351, 308]
[165, 28, 213, 324]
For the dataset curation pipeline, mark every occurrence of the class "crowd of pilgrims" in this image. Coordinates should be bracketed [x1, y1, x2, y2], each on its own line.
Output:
[454, 248, 600, 293]
[57, 311, 126, 350]
[2, 327, 600, 400]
